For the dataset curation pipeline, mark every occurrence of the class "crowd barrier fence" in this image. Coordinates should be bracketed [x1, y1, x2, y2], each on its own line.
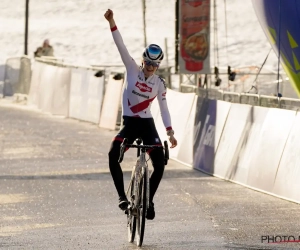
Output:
[2, 56, 300, 205]
[3, 56, 31, 97]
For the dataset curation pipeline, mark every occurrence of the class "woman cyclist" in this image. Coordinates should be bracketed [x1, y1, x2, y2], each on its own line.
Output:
[104, 9, 177, 220]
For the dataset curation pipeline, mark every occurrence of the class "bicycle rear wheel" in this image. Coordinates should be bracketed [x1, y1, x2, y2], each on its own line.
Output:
[127, 177, 136, 243]
[136, 169, 147, 247]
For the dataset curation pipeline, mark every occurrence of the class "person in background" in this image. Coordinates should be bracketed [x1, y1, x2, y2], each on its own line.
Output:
[34, 39, 54, 57]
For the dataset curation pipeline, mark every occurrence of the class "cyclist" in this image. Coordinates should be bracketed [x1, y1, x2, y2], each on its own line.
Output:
[104, 9, 177, 220]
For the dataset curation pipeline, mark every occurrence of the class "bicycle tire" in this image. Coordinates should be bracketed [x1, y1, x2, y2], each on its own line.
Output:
[127, 177, 136, 243]
[136, 169, 147, 247]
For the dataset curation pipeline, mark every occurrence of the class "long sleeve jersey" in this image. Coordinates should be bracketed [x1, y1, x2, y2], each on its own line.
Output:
[111, 26, 172, 131]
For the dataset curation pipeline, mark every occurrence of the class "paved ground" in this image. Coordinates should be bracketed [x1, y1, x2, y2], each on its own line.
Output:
[1, 101, 300, 250]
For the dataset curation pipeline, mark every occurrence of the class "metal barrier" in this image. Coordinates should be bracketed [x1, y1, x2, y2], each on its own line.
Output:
[222, 91, 240, 103]
[279, 97, 300, 111]
[259, 95, 279, 108]
[240, 93, 260, 106]
[178, 65, 297, 98]
[193, 87, 300, 112]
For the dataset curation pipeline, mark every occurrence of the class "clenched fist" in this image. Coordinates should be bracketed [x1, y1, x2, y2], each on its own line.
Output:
[104, 9, 113, 21]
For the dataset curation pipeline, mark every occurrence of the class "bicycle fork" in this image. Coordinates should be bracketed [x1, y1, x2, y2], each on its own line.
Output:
[127, 154, 149, 217]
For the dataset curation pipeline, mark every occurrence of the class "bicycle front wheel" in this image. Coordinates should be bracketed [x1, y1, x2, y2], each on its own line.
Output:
[136, 169, 147, 247]
[127, 177, 136, 243]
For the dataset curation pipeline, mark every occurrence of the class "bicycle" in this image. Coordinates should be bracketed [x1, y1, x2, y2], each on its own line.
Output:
[118, 137, 169, 247]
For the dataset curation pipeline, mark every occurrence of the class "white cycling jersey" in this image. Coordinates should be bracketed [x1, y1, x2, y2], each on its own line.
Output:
[111, 26, 172, 131]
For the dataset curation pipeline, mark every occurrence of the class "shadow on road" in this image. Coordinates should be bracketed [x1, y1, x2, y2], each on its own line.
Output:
[0, 167, 211, 181]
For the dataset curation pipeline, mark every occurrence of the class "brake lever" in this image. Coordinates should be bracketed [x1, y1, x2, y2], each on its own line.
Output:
[118, 138, 128, 163]
[163, 140, 169, 165]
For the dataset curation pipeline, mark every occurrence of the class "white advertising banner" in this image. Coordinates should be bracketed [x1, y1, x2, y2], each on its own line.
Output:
[176, 95, 197, 166]
[85, 71, 104, 123]
[246, 108, 296, 192]
[38, 64, 57, 113]
[99, 74, 123, 130]
[273, 112, 300, 203]
[28, 61, 44, 108]
[179, 0, 211, 74]
[227, 106, 269, 184]
[51, 67, 71, 116]
[153, 89, 196, 158]
[69, 68, 85, 120]
[213, 103, 253, 179]
[69, 69, 104, 123]
[214, 100, 231, 154]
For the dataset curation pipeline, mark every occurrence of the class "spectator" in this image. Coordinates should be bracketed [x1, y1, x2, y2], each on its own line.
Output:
[34, 39, 54, 57]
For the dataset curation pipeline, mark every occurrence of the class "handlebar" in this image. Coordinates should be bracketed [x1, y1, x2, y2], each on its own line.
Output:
[118, 138, 169, 165]
[118, 138, 127, 164]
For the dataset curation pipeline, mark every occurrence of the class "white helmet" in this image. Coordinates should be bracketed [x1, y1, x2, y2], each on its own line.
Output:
[142, 44, 164, 63]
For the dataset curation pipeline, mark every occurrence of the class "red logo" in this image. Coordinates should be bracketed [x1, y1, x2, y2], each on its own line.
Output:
[186, 0, 205, 7]
[162, 92, 166, 96]
[135, 82, 152, 93]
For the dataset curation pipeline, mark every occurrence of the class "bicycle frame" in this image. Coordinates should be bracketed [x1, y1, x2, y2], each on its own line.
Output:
[118, 137, 169, 247]
[127, 147, 149, 216]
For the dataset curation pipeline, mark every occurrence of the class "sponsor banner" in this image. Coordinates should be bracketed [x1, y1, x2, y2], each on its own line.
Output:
[246, 108, 296, 192]
[28, 61, 44, 107]
[177, 95, 197, 165]
[225, 106, 269, 184]
[69, 69, 104, 123]
[38, 64, 57, 113]
[51, 67, 71, 116]
[273, 112, 300, 203]
[193, 98, 216, 173]
[213, 103, 254, 179]
[85, 71, 104, 123]
[193, 99, 231, 173]
[99, 74, 123, 130]
[179, 0, 211, 73]
[153, 89, 196, 158]
[214, 100, 231, 154]
[69, 68, 86, 120]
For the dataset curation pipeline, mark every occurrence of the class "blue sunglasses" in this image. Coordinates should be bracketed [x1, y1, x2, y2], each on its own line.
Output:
[144, 60, 160, 68]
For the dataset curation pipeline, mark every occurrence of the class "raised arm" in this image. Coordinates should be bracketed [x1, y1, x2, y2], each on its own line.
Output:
[104, 9, 135, 69]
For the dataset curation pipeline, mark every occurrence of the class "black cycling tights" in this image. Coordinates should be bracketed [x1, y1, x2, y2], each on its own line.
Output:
[108, 140, 165, 202]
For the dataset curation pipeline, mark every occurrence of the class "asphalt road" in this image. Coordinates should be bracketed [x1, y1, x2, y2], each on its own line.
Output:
[1, 101, 300, 250]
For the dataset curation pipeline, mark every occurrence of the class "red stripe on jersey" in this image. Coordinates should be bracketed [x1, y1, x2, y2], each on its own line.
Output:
[130, 96, 156, 114]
